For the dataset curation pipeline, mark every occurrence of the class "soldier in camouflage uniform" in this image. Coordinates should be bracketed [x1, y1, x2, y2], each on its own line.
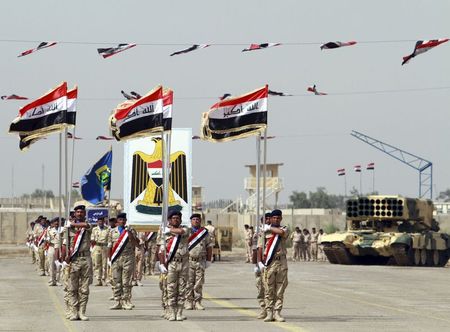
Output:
[46, 217, 61, 286]
[108, 213, 138, 310]
[156, 227, 169, 318]
[133, 232, 146, 286]
[159, 211, 189, 321]
[65, 205, 92, 321]
[26, 220, 37, 264]
[254, 212, 271, 319]
[145, 231, 158, 275]
[91, 217, 110, 286]
[185, 213, 213, 310]
[257, 209, 289, 323]
[34, 217, 48, 276]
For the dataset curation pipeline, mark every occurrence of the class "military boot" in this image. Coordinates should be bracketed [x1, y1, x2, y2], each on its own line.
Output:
[167, 307, 177, 321]
[78, 305, 89, 321]
[257, 308, 267, 319]
[160, 307, 167, 318]
[176, 305, 186, 321]
[263, 310, 274, 322]
[109, 300, 122, 310]
[68, 308, 79, 321]
[195, 302, 205, 310]
[122, 300, 133, 310]
[184, 301, 193, 310]
[274, 310, 285, 322]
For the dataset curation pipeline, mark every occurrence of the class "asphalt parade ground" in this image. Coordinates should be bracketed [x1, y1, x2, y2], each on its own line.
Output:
[2, 252, 450, 332]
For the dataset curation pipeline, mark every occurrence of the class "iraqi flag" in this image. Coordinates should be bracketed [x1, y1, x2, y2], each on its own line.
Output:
[402, 39, 449, 65]
[163, 88, 173, 131]
[1, 94, 28, 100]
[9, 82, 68, 139]
[18, 41, 57, 57]
[109, 85, 163, 141]
[242, 43, 281, 52]
[201, 85, 268, 142]
[67, 86, 78, 126]
[337, 168, 345, 176]
[96, 135, 114, 140]
[170, 44, 210, 56]
[320, 41, 357, 50]
[367, 162, 375, 170]
[97, 43, 136, 59]
[354, 165, 361, 172]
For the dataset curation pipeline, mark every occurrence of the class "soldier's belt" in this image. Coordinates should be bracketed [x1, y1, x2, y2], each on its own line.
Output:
[48, 243, 55, 247]
[73, 251, 90, 258]
[189, 256, 206, 262]
[95, 243, 107, 247]
[274, 255, 286, 261]
[171, 257, 186, 263]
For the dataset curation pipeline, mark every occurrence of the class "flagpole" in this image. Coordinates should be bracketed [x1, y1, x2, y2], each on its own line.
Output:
[255, 134, 261, 232]
[58, 133, 63, 229]
[344, 174, 347, 198]
[67, 127, 77, 217]
[107, 145, 112, 219]
[161, 131, 171, 259]
[359, 171, 362, 195]
[64, 128, 69, 221]
[373, 168, 375, 194]
[262, 128, 268, 213]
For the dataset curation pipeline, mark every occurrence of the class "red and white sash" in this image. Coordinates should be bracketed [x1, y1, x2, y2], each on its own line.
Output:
[263, 234, 281, 266]
[166, 235, 181, 263]
[110, 230, 129, 264]
[188, 227, 208, 251]
[37, 228, 48, 247]
[70, 228, 86, 258]
[146, 231, 156, 242]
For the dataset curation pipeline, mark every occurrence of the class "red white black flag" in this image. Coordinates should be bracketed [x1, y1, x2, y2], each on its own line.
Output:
[18, 41, 57, 57]
[121, 90, 141, 100]
[96, 135, 114, 140]
[67, 132, 82, 139]
[163, 88, 173, 131]
[170, 44, 210, 56]
[109, 86, 163, 141]
[337, 168, 346, 176]
[307, 85, 327, 95]
[9, 82, 68, 140]
[19, 134, 46, 151]
[367, 162, 375, 170]
[67, 86, 77, 126]
[320, 41, 357, 50]
[354, 165, 362, 172]
[402, 39, 449, 65]
[72, 182, 80, 188]
[242, 43, 281, 52]
[1, 94, 28, 100]
[97, 43, 136, 58]
[200, 85, 268, 142]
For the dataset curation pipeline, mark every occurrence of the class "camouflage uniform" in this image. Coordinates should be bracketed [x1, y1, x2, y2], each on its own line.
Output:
[26, 224, 36, 264]
[133, 232, 146, 284]
[145, 233, 158, 275]
[245, 228, 253, 262]
[260, 225, 290, 321]
[186, 227, 213, 309]
[253, 228, 265, 316]
[303, 232, 311, 261]
[67, 225, 92, 320]
[290, 231, 302, 261]
[46, 226, 60, 285]
[156, 230, 168, 316]
[108, 227, 136, 309]
[311, 231, 319, 261]
[91, 225, 110, 285]
[159, 226, 190, 320]
[34, 224, 47, 276]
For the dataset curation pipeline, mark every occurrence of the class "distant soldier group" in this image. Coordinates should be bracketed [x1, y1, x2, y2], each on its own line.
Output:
[290, 227, 327, 262]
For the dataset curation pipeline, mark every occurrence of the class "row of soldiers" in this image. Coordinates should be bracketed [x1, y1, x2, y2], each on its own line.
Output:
[26, 206, 217, 322]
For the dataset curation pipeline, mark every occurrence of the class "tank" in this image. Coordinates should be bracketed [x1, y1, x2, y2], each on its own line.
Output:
[321, 195, 450, 267]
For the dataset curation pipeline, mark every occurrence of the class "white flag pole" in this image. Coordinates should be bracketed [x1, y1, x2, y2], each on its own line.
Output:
[58, 132, 63, 229]
[64, 128, 69, 220]
[67, 127, 77, 218]
[255, 134, 261, 233]
[262, 128, 268, 213]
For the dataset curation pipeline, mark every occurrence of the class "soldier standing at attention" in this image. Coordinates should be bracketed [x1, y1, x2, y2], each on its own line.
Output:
[311, 227, 319, 261]
[133, 231, 146, 286]
[108, 213, 138, 310]
[159, 211, 189, 321]
[257, 209, 289, 323]
[205, 220, 216, 247]
[185, 213, 213, 310]
[144, 230, 158, 275]
[290, 227, 302, 262]
[65, 205, 92, 321]
[35, 216, 48, 276]
[318, 229, 327, 261]
[244, 224, 253, 263]
[254, 212, 271, 319]
[91, 217, 110, 286]
[26, 220, 36, 264]
[303, 229, 311, 261]
[46, 217, 61, 286]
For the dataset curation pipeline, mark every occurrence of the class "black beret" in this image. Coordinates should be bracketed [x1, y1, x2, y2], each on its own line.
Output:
[265, 212, 272, 218]
[271, 209, 282, 217]
[190, 213, 201, 220]
[50, 217, 60, 223]
[168, 210, 182, 219]
[117, 213, 127, 219]
[74, 205, 86, 211]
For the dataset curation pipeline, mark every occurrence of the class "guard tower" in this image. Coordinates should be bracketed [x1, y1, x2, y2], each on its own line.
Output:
[192, 185, 203, 211]
[244, 163, 283, 211]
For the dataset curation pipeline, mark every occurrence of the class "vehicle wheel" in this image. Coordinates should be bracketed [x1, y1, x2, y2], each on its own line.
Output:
[420, 249, 427, 266]
[425, 250, 434, 266]
[432, 250, 440, 266]
[414, 249, 421, 266]
[439, 251, 449, 267]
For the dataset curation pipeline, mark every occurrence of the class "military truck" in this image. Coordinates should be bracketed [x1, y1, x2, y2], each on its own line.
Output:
[321, 196, 450, 267]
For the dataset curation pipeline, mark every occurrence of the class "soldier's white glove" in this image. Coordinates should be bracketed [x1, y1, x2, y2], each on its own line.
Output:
[263, 224, 272, 232]
[254, 266, 260, 273]
[205, 261, 211, 269]
[107, 259, 112, 267]
[163, 227, 172, 235]
[257, 261, 265, 271]
[159, 264, 168, 274]
[26, 242, 30, 248]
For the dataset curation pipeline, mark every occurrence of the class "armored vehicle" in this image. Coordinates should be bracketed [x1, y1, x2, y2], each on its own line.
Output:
[321, 196, 450, 267]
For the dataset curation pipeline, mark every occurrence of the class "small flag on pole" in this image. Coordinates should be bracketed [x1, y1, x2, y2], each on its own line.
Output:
[72, 182, 80, 188]
[367, 162, 375, 170]
[354, 165, 361, 172]
[337, 168, 346, 176]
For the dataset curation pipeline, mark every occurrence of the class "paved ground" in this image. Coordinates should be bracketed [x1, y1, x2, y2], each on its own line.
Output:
[2, 251, 450, 332]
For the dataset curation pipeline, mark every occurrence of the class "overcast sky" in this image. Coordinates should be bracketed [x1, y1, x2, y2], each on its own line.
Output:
[1, 0, 449, 204]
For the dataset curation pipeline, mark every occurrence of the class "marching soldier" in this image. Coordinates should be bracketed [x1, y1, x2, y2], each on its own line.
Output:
[158, 211, 189, 321]
[254, 212, 271, 319]
[34, 216, 48, 276]
[91, 217, 110, 286]
[144, 230, 158, 275]
[46, 217, 61, 286]
[108, 213, 138, 310]
[133, 232, 146, 286]
[244, 224, 252, 263]
[257, 209, 289, 323]
[311, 227, 319, 261]
[302, 229, 311, 261]
[65, 205, 93, 321]
[185, 213, 213, 310]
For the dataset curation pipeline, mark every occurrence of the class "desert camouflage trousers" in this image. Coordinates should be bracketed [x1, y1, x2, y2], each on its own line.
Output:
[167, 256, 188, 307]
[67, 255, 90, 313]
[255, 270, 265, 309]
[263, 257, 288, 311]
[186, 258, 206, 303]
[159, 272, 168, 309]
[92, 245, 108, 283]
[112, 253, 135, 301]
